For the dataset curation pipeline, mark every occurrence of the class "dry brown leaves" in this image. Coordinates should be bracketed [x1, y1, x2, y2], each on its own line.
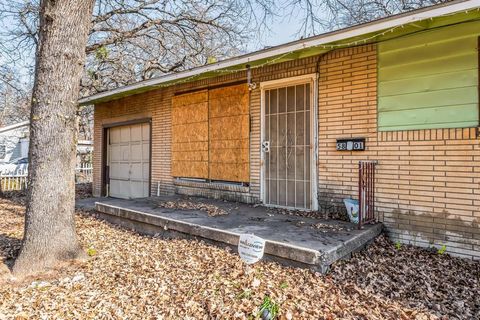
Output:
[0, 191, 27, 206]
[310, 223, 350, 232]
[264, 207, 348, 221]
[330, 235, 480, 320]
[0, 197, 441, 319]
[265, 207, 322, 219]
[75, 183, 93, 199]
[154, 199, 228, 217]
[0, 199, 24, 263]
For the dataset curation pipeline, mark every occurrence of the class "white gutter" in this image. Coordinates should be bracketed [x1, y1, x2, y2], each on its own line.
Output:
[79, 0, 479, 105]
[0, 120, 30, 133]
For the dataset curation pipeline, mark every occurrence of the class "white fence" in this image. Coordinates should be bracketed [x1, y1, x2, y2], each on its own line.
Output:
[75, 164, 93, 184]
[0, 165, 93, 192]
[0, 169, 28, 192]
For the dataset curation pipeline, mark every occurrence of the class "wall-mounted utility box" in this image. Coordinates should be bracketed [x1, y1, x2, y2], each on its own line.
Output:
[336, 138, 365, 151]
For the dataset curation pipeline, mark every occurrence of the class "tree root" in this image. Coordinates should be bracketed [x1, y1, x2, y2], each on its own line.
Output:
[12, 246, 86, 279]
[0, 261, 12, 282]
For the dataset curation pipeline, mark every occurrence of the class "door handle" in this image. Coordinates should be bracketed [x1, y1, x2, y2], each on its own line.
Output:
[262, 141, 270, 153]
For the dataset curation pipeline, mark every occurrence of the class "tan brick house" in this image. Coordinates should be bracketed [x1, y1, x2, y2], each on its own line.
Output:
[80, 0, 480, 259]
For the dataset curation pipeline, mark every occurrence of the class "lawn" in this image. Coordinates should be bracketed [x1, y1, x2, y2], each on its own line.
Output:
[0, 195, 478, 319]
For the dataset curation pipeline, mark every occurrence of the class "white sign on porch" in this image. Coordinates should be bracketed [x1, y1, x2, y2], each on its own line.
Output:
[238, 234, 265, 264]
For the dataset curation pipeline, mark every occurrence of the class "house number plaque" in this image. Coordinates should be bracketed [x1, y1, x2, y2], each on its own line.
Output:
[336, 138, 365, 151]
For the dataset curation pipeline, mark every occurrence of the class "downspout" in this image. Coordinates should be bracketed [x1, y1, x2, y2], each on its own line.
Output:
[246, 64, 256, 189]
[314, 52, 328, 211]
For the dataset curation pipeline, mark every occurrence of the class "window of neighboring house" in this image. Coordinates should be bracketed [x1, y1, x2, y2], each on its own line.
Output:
[0, 145, 5, 160]
[377, 22, 480, 131]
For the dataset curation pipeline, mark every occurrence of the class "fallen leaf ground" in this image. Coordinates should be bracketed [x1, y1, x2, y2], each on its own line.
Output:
[330, 236, 480, 319]
[0, 195, 478, 319]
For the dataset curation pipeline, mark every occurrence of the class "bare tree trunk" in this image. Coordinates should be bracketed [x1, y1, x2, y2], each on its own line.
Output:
[13, 0, 95, 277]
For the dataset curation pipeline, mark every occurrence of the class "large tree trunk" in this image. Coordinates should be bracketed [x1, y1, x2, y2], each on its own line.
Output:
[13, 0, 95, 277]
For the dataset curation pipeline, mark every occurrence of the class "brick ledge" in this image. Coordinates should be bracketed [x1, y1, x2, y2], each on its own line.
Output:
[174, 179, 249, 193]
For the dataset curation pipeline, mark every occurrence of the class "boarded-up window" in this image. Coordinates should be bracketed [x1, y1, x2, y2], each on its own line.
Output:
[209, 84, 250, 182]
[171, 90, 209, 179]
[378, 21, 480, 131]
[171, 84, 250, 183]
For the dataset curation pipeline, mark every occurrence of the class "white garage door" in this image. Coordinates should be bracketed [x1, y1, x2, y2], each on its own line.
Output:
[108, 123, 150, 199]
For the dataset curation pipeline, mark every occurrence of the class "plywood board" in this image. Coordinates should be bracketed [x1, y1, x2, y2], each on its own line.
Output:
[172, 90, 208, 106]
[209, 139, 249, 150]
[209, 115, 249, 141]
[172, 161, 208, 179]
[209, 83, 248, 99]
[172, 150, 208, 162]
[171, 90, 209, 178]
[209, 94, 249, 118]
[172, 141, 208, 152]
[172, 102, 208, 125]
[172, 122, 209, 143]
[171, 84, 250, 182]
[209, 163, 249, 182]
[209, 148, 249, 163]
[208, 84, 250, 182]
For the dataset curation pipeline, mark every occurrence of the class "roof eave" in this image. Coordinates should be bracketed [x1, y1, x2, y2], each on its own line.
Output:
[0, 120, 30, 133]
[78, 0, 478, 106]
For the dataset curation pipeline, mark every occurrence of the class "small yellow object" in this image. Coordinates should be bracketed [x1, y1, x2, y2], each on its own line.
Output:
[207, 56, 217, 64]
[87, 247, 97, 256]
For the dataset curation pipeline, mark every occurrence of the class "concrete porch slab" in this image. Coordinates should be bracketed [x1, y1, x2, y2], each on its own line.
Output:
[78, 196, 382, 273]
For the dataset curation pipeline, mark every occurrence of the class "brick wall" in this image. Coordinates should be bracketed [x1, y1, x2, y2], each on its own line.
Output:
[93, 43, 480, 259]
[93, 56, 319, 202]
[318, 44, 480, 259]
[93, 95, 152, 197]
[93, 74, 255, 201]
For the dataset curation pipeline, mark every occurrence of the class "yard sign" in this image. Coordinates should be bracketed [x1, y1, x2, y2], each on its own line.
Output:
[238, 234, 265, 264]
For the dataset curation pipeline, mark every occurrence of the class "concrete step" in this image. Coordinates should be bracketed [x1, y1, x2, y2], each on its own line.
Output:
[93, 198, 383, 273]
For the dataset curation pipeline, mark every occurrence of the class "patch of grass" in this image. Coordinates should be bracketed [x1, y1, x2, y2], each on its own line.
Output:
[395, 241, 402, 250]
[258, 296, 280, 320]
[437, 245, 447, 255]
[95, 46, 108, 60]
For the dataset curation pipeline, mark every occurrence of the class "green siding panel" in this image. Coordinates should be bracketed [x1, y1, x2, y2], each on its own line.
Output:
[379, 70, 477, 96]
[379, 52, 477, 82]
[378, 104, 479, 130]
[378, 20, 480, 131]
[378, 87, 478, 112]
[379, 21, 478, 53]
[380, 37, 476, 68]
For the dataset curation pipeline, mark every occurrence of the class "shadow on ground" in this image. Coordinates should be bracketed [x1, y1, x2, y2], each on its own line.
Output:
[0, 233, 21, 271]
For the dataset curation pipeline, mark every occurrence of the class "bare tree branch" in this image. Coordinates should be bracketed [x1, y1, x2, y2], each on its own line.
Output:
[0, 0, 450, 132]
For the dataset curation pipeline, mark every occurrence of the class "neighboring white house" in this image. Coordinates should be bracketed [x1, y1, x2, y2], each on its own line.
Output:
[0, 121, 93, 174]
[0, 121, 30, 169]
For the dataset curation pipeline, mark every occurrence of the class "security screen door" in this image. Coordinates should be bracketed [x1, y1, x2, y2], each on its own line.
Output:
[263, 82, 312, 209]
